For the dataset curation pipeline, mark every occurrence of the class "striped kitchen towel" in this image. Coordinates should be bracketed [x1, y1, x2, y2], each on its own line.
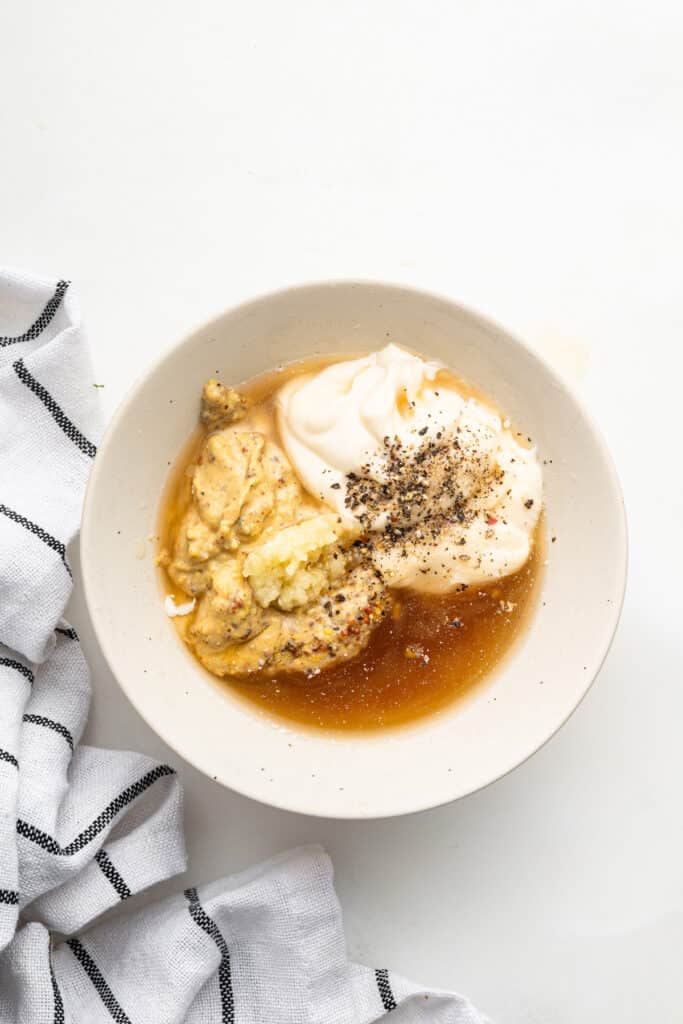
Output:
[0, 270, 490, 1023]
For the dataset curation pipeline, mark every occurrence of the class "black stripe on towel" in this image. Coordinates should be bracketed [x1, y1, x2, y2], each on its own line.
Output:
[23, 713, 74, 751]
[95, 850, 132, 901]
[0, 657, 35, 685]
[67, 938, 131, 1024]
[0, 280, 69, 348]
[375, 968, 398, 1012]
[0, 749, 19, 769]
[0, 889, 19, 906]
[0, 503, 71, 577]
[16, 764, 175, 856]
[185, 887, 235, 1023]
[13, 358, 97, 458]
[49, 946, 65, 1024]
[55, 626, 79, 640]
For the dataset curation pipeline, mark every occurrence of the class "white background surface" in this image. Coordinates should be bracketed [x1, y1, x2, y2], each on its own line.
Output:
[2, 2, 682, 1020]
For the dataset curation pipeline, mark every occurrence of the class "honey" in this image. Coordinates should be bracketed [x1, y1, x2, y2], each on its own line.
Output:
[158, 355, 542, 732]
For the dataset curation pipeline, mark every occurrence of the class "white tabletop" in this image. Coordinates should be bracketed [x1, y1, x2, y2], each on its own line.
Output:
[3, 3, 681, 1020]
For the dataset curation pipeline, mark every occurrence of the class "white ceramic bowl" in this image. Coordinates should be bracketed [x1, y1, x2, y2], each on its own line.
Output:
[81, 282, 627, 818]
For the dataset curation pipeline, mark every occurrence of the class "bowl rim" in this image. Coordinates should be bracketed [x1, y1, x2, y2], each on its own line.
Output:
[81, 278, 628, 818]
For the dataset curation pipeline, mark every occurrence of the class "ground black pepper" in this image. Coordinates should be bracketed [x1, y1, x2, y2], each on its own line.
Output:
[342, 425, 503, 584]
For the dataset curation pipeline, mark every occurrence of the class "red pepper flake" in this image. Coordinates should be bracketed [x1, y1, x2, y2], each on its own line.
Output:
[486, 514, 498, 525]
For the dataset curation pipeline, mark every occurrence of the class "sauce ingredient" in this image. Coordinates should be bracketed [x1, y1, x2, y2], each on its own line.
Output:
[277, 344, 542, 592]
[158, 383, 388, 679]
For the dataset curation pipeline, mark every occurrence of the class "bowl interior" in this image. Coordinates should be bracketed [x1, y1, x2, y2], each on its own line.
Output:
[81, 282, 626, 818]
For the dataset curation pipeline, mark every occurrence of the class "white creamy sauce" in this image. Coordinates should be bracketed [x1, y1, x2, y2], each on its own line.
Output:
[277, 344, 542, 592]
[164, 594, 196, 618]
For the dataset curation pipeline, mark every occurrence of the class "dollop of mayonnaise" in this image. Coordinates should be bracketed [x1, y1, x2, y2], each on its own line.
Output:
[164, 595, 196, 618]
[276, 344, 542, 592]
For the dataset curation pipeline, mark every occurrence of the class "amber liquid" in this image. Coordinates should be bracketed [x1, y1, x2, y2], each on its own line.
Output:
[158, 355, 543, 732]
